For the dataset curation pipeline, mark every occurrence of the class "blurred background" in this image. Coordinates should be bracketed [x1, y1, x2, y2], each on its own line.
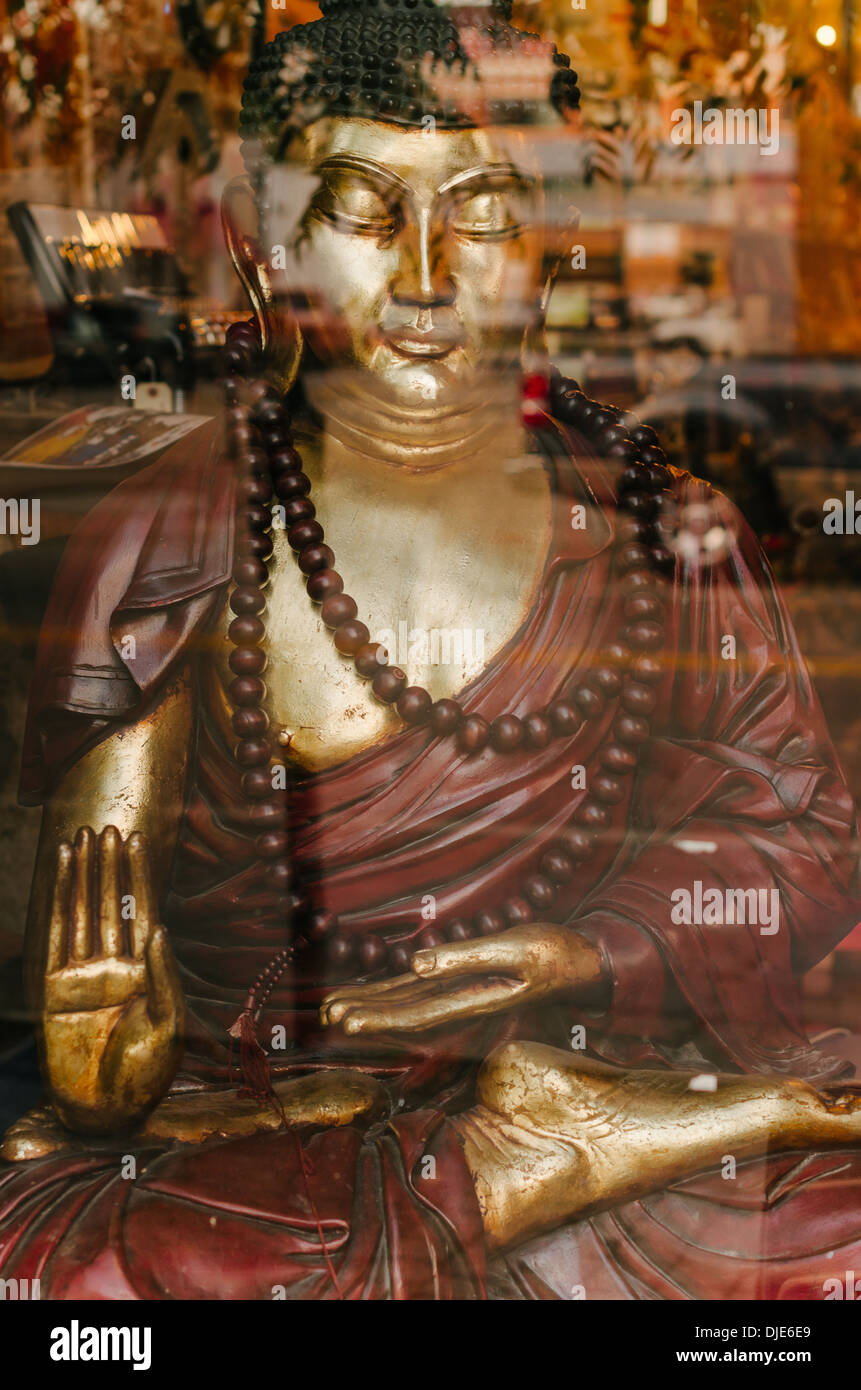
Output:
[0, 0, 860, 1121]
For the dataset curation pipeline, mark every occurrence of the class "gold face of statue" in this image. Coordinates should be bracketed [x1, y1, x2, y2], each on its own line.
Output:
[268, 118, 548, 409]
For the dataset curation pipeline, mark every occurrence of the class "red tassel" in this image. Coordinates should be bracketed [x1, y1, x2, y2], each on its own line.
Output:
[228, 1008, 278, 1105]
[226, 1007, 345, 1298]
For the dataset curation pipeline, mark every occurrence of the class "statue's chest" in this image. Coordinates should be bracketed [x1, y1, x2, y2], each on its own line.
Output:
[210, 484, 552, 772]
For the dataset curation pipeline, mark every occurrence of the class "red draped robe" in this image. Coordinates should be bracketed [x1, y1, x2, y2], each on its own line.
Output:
[2, 412, 860, 1299]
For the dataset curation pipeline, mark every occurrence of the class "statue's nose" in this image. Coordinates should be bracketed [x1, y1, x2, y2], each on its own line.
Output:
[390, 209, 455, 308]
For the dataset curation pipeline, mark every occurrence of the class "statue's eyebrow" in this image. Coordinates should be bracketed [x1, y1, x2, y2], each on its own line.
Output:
[310, 155, 535, 203]
[437, 163, 536, 197]
[312, 155, 412, 198]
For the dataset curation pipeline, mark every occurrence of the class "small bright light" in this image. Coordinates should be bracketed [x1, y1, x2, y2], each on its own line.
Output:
[816, 24, 838, 47]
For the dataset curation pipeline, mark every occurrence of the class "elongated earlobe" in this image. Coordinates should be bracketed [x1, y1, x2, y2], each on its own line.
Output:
[221, 177, 304, 395]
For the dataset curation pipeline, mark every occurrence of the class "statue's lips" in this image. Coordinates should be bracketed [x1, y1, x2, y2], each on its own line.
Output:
[382, 329, 463, 360]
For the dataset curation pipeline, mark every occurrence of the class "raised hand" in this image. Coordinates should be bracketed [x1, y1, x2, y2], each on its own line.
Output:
[41, 826, 184, 1134]
[320, 924, 607, 1038]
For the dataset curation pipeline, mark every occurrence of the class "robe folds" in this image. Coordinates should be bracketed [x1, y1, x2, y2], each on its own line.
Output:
[3, 409, 861, 1300]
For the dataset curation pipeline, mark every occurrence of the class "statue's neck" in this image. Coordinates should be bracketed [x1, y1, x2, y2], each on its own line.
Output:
[303, 367, 527, 477]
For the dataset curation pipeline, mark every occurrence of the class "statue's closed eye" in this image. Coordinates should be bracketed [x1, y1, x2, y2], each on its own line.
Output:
[449, 187, 527, 240]
[310, 175, 399, 237]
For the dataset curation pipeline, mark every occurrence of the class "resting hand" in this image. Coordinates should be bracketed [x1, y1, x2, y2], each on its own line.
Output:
[320, 924, 606, 1038]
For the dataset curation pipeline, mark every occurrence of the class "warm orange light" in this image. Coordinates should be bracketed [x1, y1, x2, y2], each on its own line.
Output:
[815, 24, 838, 47]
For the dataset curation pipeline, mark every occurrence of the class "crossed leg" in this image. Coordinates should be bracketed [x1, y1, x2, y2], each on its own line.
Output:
[453, 1041, 861, 1252]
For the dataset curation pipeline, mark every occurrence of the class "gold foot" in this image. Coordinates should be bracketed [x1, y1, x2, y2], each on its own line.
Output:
[2, 1069, 389, 1160]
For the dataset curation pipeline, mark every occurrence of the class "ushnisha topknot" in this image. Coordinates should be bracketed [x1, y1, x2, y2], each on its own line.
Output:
[318, 0, 514, 14]
[239, 0, 580, 176]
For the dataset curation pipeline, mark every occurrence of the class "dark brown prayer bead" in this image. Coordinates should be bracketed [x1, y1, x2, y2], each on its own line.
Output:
[236, 738, 270, 767]
[232, 558, 267, 588]
[621, 491, 658, 519]
[334, 620, 370, 655]
[230, 586, 266, 617]
[615, 713, 651, 745]
[632, 654, 665, 685]
[321, 593, 357, 628]
[308, 910, 338, 942]
[233, 707, 268, 739]
[265, 862, 294, 893]
[524, 875, 556, 910]
[256, 831, 289, 860]
[419, 928, 445, 951]
[253, 400, 290, 431]
[229, 647, 266, 677]
[224, 355, 253, 389]
[307, 569, 343, 602]
[235, 533, 273, 560]
[447, 919, 473, 941]
[355, 642, 388, 678]
[558, 826, 596, 860]
[242, 448, 269, 476]
[283, 497, 316, 524]
[262, 429, 292, 454]
[601, 744, 638, 774]
[242, 505, 270, 533]
[249, 801, 287, 831]
[621, 569, 655, 594]
[360, 936, 387, 971]
[593, 773, 626, 805]
[646, 464, 671, 492]
[574, 686, 604, 718]
[284, 890, 309, 918]
[373, 667, 407, 703]
[617, 543, 651, 572]
[490, 714, 524, 752]
[268, 446, 302, 474]
[431, 698, 462, 735]
[621, 681, 658, 715]
[274, 471, 311, 500]
[589, 666, 623, 696]
[624, 592, 662, 621]
[596, 423, 629, 452]
[548, 700, 578, 736]
[327, 936, 354, 967]
[617, 465, 642, 495]
[387, 945, 411, 973]
[617, 516, 649, 544]
[626, 621, 664, 651]
[458, 715, 490, 754]
[243, 378, 275, 404]
[503, 897, 533, 926]
[651, 544, 675, 573]
[575, 801, 611, 829]
[298, 543, 335, 575]
[229, 616, 265, 646]
[541, 850, 575, 884]
[638, 445, 667, 469]
[591, 409, 619, 432]
[397, 687, 433, 725]
[287, 520, 323, 551]
[523, 712, 553, 749]
[239, 476, 272, 506]
[242, 769, 275, 800]
[607, 440, 638, 463]
[229, 675, 266, 706]
[475, 909, 505, 936]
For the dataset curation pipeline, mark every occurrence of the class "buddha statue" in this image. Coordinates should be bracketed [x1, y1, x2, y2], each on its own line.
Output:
[2, 0, 861, 1301]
